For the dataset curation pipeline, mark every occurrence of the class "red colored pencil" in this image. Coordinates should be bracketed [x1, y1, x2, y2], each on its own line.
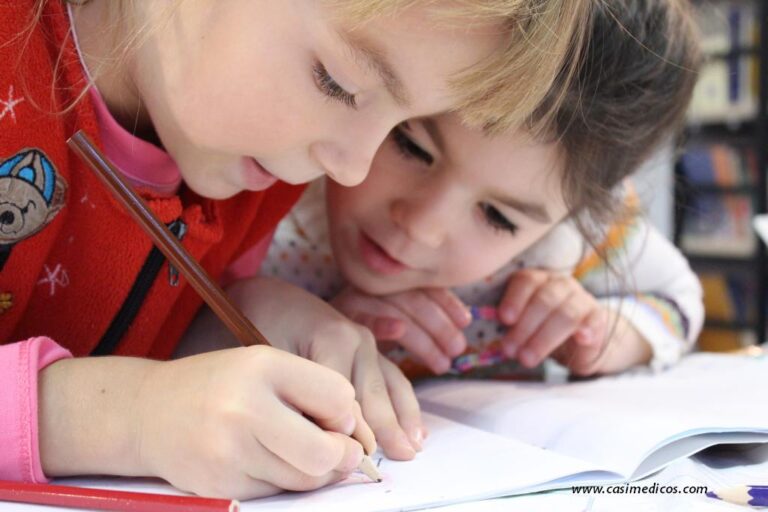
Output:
[0, 480, 239, 512]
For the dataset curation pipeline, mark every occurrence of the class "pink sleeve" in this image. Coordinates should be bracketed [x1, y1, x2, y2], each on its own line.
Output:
[219, 228, 277, 288]
[0, 337, 72, 483]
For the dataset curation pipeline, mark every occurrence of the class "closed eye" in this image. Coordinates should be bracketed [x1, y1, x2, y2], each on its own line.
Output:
[21, 200, 37, 214]
[313, 61, 357, 109]
[479, 202, 518, 235]
[391, 125, 434, 165]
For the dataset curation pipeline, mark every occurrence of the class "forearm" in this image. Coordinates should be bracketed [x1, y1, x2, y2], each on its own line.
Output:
[39, 356, 159, 478]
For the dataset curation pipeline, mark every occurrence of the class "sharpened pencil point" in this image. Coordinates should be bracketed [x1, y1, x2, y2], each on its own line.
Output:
[357, 455, 382, 483]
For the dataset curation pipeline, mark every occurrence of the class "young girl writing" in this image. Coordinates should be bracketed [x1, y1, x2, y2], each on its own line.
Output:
[260, 0, 704, 379]
[0, 0, 590, 499]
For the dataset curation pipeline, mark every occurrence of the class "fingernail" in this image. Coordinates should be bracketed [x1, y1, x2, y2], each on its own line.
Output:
[504, 342, 518, 358]
[576, 327, 593, 345]
[519, 348, 537, 367]
[450, 334, 467, 356]
[340, 414, 356, 436]
[434, 357, 451, 374]
[501, 307, 517, 324]
[408, 426, 423, 451]
[398, 431, 417, 457]
[461, 307, 472, 325]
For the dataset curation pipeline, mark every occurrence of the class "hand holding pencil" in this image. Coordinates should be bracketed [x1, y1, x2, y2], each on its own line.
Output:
[51, 132, 393, 501]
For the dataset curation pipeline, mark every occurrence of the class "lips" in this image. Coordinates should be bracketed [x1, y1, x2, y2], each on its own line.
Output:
[358, 231, 409, 275]
[241, 157, 278, 191]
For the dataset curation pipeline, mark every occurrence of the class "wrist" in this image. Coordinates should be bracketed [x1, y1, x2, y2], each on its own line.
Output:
[39, 356, 159, 478]
[600, 315, 653, 374]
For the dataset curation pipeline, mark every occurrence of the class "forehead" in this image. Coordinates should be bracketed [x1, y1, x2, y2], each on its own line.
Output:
[330, 3, 505, 115]
[440, 114, 564, 190]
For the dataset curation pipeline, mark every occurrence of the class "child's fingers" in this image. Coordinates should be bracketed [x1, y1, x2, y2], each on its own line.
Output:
[386, 290, 467, 358]
[349, 311, 407, 340]
[255, 393, 362, 477]
[515, 293, 592, 367]
[269, 348, 378, 452]
[244, 434, 354, 494]
[561, 309, 610, 375]
[498, 269, 550, 324]
[264, 356, 368, 475]
[305, 327, 377, 454]
[349, 399, 378, 457]
[377, 354, 425, 452]
[424, 288, 472, 328]
[352, 341, 417, 461]
[397, 322, 453, 374]
[502, 277, 572, 358]
[332, 290, 407, 341]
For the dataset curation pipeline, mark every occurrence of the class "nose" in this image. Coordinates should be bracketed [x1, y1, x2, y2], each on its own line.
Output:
[390, 188, 457, 249]
[309, 119, 392, 187]
[0, 210, 15, 225]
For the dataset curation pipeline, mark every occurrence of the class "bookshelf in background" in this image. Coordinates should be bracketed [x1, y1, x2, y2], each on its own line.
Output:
[674, 0, 768, 350]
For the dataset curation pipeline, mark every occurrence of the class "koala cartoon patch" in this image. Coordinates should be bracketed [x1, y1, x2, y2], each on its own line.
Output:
[0, 148, 67, 270]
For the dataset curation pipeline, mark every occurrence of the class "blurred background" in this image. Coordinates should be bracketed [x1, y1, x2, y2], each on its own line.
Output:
[635, 0, 768, 351]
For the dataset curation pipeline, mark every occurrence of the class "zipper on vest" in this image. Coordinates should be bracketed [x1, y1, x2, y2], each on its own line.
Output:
[91, 219, 187, 356]
[167, 220, 188, 286]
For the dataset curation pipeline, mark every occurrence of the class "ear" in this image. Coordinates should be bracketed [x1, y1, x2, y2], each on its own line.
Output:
[46, 172, 69, 219]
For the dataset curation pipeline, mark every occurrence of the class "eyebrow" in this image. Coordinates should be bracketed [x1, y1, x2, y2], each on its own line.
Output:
[337, 29, 411, 108]
[496, 195, 552, 224]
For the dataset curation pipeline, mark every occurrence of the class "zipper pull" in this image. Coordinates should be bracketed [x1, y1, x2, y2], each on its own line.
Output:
[167, 219, 188, 286]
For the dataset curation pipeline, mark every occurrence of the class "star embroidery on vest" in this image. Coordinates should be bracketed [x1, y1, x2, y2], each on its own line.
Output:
[80, 192, 96, 209]
[0, 85, 25, 124]
[37, 263, 70, 296]
[0, 292, 12, 313]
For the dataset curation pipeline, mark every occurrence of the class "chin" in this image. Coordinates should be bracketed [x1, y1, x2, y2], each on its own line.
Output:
[184, 175, 241, 200]
[342, 265, 411, 296]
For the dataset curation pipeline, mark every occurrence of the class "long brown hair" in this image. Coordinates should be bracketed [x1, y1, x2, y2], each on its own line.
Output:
[541, 0, 701, 231]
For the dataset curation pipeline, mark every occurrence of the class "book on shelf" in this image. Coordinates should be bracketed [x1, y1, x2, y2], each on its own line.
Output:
[700, 271, 755, 324]
[679, 193, 755, 256]
[688, 0, 758, 125]
[680, 143, 757, 186]
[678, 142, 757, 256]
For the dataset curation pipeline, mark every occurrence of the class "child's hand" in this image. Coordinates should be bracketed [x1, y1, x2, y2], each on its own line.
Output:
[139, 347, 371, 497]
[227, 277, 425, 460]
[331, 286, 471, 375]
[39, 348, 370, 499]
[498, 269, 651, 375]
[550, 311, 653, 376]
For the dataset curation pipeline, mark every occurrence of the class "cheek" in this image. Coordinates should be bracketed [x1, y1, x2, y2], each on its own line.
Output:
[153, 15, 316, 154]
[167, 58, 311, 154]
[439, 236, 526, 286]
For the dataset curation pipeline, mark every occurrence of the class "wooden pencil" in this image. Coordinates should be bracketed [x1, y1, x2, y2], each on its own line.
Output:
[67, 130, 381, 484]
[0, 480, 238, 512]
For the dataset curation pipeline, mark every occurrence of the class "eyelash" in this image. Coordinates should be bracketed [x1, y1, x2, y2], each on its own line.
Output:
[392, 127, 518, 236]
[392, 126, 434, 165]
[480, 203, 518, 235]
[313, 62, 357, 108]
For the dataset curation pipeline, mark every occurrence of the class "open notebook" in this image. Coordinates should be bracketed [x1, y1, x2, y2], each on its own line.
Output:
[20, 353, 768, 512]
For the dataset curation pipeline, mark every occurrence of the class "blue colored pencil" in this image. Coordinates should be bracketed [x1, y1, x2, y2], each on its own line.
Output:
[706, 485, 768, 507]
[469, 305, 499, 322]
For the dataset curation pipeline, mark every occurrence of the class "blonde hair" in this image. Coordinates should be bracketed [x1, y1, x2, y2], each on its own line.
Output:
[44, 0, 590, 134]
[337, 0, 592, 134]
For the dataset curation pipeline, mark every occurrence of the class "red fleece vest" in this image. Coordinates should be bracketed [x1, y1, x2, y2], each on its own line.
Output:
[0, 0, 305, 358]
